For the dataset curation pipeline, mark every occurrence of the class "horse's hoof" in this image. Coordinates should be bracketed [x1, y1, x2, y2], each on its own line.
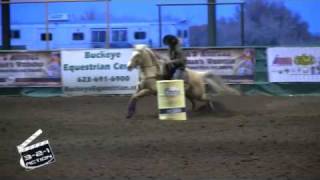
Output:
[126, 111, 135, 119]
[126, 114, 132, 119]
[208, 101, 215, 111]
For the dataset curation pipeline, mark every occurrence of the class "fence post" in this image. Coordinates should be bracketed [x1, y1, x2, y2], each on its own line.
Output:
[207, 0, 216, 47]
[1, 0, 11, 50]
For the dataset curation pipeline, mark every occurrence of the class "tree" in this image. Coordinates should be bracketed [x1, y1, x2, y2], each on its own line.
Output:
[189, 0, 317, 46]
[189, 25, 208, 47]
[239, 0, 312, 45]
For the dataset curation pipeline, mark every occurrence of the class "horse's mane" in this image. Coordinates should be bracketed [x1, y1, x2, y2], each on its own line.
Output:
[133, 44, 171, 78]
[133, 44, 163, 67]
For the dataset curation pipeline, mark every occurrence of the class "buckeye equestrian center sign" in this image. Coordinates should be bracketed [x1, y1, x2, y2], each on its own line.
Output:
[61, 49, 138, 96]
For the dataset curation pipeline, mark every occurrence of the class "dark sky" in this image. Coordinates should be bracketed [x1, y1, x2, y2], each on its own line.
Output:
[8, 0, 320, 34]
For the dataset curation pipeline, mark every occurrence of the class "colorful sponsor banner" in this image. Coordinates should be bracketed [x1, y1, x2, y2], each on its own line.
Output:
[0, 51, 61, 87]
[61, 49, 138, 96]
[155, 48, 255, 83]
[267, 47, 320, 82]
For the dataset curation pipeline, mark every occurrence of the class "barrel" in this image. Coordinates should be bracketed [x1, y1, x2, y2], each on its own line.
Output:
[156, 80, 187, 120]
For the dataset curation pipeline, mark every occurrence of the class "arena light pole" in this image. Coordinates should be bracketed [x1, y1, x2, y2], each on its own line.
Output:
[1, 0, 11, 50]
[240, 2, 245, 46]
[157, 5, 162, 47]
[45, 0, 50, 50]
[105, 0, 110, 48]
[207, 0, 216, 47]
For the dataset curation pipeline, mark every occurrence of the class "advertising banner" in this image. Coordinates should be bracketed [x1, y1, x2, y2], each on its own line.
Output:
[61, 49, 138, 96]
[0, 51, 61, 87]
[155, 48, 255, 84]
[267, 47, 320, 82]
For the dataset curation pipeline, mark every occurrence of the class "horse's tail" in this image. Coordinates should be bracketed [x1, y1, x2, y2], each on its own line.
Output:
[203, 72, 241, 96]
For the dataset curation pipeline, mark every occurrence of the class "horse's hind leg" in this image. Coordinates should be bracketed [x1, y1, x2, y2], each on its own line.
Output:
[201, 93, 229, 112]
[198, 93, 219, 111]
[126, 89, 154, 119]
[186, 95, 197, 111]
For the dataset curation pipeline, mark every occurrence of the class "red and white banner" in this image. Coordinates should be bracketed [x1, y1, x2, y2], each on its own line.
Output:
[267, 47, 320, 82]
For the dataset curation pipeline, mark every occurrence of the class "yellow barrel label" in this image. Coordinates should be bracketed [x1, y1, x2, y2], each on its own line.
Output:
[157, 80, 187, 120]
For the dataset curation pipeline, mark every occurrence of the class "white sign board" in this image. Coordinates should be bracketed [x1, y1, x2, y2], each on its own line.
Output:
[267, 47, 320, 82]
[61, 49, 138, 96]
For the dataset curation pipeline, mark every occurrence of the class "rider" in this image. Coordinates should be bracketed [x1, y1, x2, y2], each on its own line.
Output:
[163, 35, 187, 80]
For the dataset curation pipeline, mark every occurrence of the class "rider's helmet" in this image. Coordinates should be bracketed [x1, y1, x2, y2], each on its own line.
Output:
[163, 35, 179, 46]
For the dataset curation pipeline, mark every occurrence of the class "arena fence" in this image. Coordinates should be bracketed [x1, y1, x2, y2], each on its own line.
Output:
[0, 47, 320, 97]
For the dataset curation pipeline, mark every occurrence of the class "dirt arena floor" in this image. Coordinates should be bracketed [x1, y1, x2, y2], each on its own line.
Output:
[0, 95, 320, 180]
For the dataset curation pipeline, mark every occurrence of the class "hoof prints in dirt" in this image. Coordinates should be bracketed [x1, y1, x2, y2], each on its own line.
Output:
[1, 96, 320, 179]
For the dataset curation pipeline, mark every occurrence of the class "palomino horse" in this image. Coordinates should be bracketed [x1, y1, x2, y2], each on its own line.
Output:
[126, 44, 240, 118]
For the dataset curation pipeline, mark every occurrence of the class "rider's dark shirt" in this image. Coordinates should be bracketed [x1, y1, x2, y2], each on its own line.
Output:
[168, 44, 186, 70]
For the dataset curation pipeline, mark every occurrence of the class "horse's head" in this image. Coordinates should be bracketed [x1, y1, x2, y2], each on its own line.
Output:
[127, 44, 156, 71]
[127, 49, 141, 71]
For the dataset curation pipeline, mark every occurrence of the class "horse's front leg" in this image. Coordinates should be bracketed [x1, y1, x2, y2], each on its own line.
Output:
[126, 89, 154, 119]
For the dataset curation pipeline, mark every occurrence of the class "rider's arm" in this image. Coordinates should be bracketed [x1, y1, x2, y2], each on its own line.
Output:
[171, 46, 186, 67]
